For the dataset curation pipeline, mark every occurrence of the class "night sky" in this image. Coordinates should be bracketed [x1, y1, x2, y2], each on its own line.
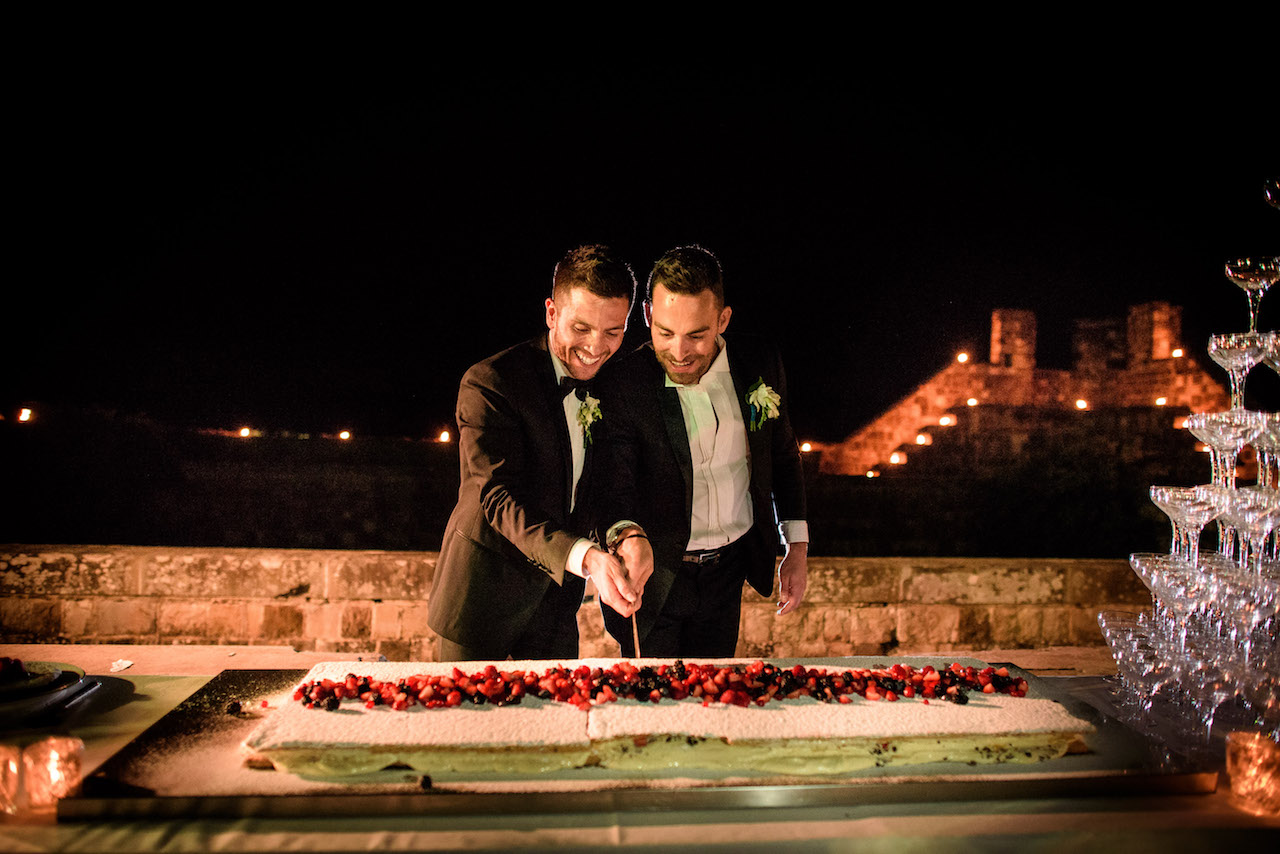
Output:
[12, 58, 1278, 445]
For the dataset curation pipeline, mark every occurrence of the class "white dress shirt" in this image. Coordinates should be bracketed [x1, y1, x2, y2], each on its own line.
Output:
[551, 351, 597, 579]
[669, 337, 809, 550]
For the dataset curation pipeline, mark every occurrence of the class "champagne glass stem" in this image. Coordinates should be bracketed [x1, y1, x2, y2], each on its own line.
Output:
[1228, 369, 1248, 409]
[1247, 290, 1264, 333]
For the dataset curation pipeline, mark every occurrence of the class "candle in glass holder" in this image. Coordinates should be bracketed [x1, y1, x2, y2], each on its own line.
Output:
[1226, 731, 1280, 817]
[20, 736, 83, 809]
[1, 745, 20, 815]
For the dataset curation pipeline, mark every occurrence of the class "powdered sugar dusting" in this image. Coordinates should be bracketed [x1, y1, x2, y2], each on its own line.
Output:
[246, 658, 1092, 760]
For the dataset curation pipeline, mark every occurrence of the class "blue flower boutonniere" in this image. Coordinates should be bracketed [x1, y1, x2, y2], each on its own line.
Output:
[746, 377, 781, 432]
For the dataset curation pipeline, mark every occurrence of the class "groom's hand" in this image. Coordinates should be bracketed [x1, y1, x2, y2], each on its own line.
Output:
[613, 530, 654, 598]
[584, 546, 639, 618]
[776, 542, 808, 616]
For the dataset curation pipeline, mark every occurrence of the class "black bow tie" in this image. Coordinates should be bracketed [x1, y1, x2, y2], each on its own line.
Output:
[560, 376, 591, 400]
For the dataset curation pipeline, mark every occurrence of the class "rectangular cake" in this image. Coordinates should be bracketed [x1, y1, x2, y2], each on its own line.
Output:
[243, 657, 1094, 779]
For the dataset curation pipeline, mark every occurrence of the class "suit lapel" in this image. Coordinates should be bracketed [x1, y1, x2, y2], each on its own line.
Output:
[656, 373, 695, 518]
[727, 342, 765, 484]
[534, 336, 576, 517]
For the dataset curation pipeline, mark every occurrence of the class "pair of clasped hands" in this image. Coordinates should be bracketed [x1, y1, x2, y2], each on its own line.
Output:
[583, 527, 652, 619]
[583, 530, 809, 618]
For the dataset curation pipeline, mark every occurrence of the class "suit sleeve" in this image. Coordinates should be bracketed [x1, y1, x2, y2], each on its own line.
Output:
[590, 374, 646, 542]
[455, 365, 579, 583]
[767, 347, 807, 524]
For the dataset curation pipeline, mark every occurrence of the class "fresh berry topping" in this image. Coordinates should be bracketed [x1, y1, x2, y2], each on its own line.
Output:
[289, 662, 1027, 712]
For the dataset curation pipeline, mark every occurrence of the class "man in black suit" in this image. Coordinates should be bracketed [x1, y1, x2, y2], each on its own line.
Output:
[597, 245, 808, 657]
[428, 245, 642, 661]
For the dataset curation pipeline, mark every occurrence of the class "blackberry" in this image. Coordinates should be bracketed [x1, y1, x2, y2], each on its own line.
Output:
[225, 700, 242, 715]
[879, 678, 906, 695]
[323, 696, 341, 712]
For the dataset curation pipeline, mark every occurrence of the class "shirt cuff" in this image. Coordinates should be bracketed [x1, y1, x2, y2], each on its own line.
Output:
[779, 519, 809, 545]
[565, 538, 596, 579]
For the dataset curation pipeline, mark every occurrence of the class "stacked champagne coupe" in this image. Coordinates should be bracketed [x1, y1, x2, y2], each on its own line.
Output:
[1100, 182, 1280, 757]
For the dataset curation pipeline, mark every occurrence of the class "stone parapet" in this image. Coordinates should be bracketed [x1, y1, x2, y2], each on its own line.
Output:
[1, 546, 1147, 661]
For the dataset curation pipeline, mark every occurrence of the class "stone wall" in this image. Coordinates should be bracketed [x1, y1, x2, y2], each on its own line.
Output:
[0, 546, 1149, 661]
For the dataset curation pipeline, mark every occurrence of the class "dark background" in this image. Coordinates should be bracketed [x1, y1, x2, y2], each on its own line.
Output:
[5, 37, 1277, 555]
[11, 54, 1278, 443]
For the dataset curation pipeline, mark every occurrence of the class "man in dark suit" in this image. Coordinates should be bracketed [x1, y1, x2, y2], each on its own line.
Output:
[428, 245, 642, 661]
[596, 245, 808, 657]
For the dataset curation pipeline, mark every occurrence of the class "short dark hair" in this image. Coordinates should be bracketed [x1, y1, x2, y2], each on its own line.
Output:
[646, 245, 724, 306]
[552, 244, 636, 307]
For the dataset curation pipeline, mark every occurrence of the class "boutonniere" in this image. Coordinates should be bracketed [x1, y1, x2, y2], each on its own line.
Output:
[746, 377, 781, 431]
[578, 393, 602, 445]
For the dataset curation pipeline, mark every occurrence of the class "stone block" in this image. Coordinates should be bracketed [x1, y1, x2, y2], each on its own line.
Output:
[1041, 607, 1074, 645]
[369, 601, 432, 641]
[895, 604, 961, 649]
[0, 551, 132, 597]
[141, 549, 325, 599]
[956, 605, 994, 648]
[849, 606, 896, 645]
[902, 560, 1065, 605]
[575, 603, 614, 658]
[987, 605, 1059, 648]
[259, 604, 304, 640]
[377, 639, 412, 661]
[302, 602, 344, 642]
[1069, 606, 1107, 645]
[76, 552, 136, 595]
[1065, 560, 1148, 606]
[157, 600, 249, 641]
[328, 552, 435, 600]
[737, 603, 788, 657]
[61, 598, 156, 639]
[0, 597, 61, 640]
[341, 604, 372, 639]
[805, 559, 899, 603]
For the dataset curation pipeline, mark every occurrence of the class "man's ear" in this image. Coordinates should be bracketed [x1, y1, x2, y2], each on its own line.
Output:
[643, 300, 652, 328]
[718, 305, 732, 334]
[545, 297, 557, 330]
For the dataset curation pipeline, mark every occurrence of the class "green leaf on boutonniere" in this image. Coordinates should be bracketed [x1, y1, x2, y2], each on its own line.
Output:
[745, 377, 781, 432]
[578, 394, 602, 445]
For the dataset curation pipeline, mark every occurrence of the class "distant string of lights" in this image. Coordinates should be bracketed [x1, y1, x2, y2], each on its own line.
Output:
[2, 406, 456, 445]
[1, 338, 1199, 470]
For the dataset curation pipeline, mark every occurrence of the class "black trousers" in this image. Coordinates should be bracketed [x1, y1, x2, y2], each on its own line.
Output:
[619, 538, 748, 659]
[436, 574, 585, 661]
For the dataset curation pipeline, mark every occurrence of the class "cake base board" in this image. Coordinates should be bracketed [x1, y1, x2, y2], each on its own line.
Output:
[65, 661, 1218, 821]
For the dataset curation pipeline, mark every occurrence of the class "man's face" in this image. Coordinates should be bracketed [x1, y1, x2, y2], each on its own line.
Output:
[645, 284, 732, 385]
[545, 287, 630, 381]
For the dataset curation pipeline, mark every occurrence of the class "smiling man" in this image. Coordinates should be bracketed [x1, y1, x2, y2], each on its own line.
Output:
[428, 245, 642, 661]
[596, 245, 808, 657]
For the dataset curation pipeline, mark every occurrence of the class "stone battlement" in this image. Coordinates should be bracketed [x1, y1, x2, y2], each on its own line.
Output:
[816, 303, 1228, 476]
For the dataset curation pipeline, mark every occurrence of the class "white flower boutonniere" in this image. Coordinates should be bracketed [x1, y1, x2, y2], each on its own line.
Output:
[578, 393, 602, 445]
[746, 377, 781, 432]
